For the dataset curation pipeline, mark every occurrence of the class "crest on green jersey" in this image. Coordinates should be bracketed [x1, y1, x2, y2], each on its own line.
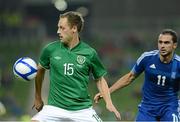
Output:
[77, 55, 86, 64]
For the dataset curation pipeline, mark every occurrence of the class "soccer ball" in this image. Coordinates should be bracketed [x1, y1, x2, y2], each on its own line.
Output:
[13, 57, 37, 81]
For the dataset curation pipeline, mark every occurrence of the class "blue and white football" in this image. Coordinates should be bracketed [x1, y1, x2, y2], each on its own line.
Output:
[13, 57, 37, 81]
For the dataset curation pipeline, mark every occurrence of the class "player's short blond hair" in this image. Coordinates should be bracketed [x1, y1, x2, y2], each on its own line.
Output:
[60, 11, 84, 32]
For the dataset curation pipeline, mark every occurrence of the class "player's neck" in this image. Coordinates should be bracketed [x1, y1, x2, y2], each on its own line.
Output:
[68, 34, 80, 49]
[159, 53, 174, 63]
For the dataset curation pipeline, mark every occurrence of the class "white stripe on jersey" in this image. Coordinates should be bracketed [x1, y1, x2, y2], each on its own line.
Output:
[174, 54, 180, 62]
[137, 50, 159, 65]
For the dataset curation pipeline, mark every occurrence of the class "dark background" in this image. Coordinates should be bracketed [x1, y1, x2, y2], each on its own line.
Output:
[0, 0, 180, 121]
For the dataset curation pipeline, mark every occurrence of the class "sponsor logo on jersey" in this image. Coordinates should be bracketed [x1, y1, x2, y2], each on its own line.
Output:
[149, 64, 156, 69]
[54, 56, 61, 60]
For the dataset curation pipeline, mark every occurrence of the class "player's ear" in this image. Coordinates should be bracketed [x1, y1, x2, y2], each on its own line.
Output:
[173, 42, 177, 49]
[72, 25, 78, 33]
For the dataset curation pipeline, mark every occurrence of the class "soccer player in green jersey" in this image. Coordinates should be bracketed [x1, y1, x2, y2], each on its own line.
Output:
[31, 11, 120, 122]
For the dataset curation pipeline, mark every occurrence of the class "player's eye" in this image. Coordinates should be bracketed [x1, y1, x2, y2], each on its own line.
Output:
[164, 41, 170, 44]
[158, 40, 162, 44]
[59, 26, 64, 30]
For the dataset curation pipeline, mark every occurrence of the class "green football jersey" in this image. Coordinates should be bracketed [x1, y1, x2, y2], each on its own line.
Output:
[39, 40, 107, 110]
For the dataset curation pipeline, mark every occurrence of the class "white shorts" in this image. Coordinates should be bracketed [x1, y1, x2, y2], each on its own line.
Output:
[31, 105, 102, 122]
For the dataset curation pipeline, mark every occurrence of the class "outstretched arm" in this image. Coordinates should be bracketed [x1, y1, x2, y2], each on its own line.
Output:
[32, 64, 46, 112]
[94, 71, 137, 103]
[96, 77, 121, 120]
[110, 71, 136, 93]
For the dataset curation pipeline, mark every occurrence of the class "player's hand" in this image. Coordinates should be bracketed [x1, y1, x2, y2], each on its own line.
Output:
[106, 103, 121, 120]
[94, 93, 103, 103]
[32, 99, 44, 112]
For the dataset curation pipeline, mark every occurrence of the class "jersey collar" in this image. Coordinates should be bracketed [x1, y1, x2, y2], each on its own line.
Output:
[158, 52, 175, 64]
[61, 40, 82, 51]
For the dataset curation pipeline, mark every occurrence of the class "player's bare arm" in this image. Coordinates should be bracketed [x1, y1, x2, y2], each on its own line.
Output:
[109, 71, 137, 93]
[96, 77, 121, 120]
[94, 71, 136, 103]
[32, 64, 45, 112]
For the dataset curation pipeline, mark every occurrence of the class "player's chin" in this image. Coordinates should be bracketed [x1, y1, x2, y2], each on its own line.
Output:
[60, 39, 65, 43]
[61, 40, 68, 45]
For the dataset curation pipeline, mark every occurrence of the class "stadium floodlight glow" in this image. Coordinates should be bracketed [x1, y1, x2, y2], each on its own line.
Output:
[76, 6, 89, 17]
[53, 0, 67, 11]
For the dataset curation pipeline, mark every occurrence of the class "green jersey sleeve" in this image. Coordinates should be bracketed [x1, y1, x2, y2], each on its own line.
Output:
[39, 45, 51, 69]
[91, 50, 107, 79]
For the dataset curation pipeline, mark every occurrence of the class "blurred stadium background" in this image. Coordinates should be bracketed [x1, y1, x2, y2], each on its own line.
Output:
[0, 0, 180, 121]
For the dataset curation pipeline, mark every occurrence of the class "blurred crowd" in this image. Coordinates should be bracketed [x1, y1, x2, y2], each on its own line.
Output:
[1, 0, 180, 121]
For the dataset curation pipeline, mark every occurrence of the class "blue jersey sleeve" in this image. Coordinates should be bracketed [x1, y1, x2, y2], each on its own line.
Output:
[131, 52, 147, 75]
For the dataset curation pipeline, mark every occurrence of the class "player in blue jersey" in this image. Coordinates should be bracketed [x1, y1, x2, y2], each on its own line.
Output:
[178, 100, 180, 119]
[94, 29, 180, 121]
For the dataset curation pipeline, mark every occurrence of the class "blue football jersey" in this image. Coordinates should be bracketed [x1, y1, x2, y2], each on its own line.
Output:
[132, 50, 180, 115]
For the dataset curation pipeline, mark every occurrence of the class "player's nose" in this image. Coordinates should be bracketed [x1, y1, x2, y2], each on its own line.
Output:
[57, 29, 60, 34]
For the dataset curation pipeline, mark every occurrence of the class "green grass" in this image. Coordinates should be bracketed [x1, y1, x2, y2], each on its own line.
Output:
[0, 40, 40, 120]
[12, 79, 32, 109]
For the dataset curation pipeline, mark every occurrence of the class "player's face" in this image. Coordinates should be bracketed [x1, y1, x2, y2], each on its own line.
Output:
[57, 17, 74, 45]
[158, 34, 177, 57]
